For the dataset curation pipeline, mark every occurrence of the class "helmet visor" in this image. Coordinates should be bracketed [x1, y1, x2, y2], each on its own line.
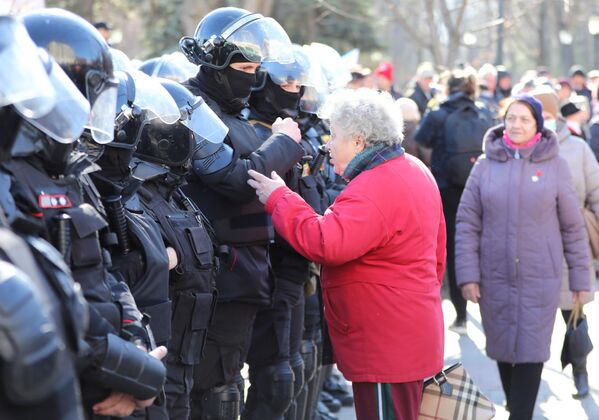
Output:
[262, 45, 328, 90]
[184, 98, 229, 144]
[87, 81, 118, 144]
[226, 16, 294, 64]
[131, 71, 181, 124]
[0, 16, 55, 118]
[20, 57, 90, 144]
[140, 52, 198, 82]
[307, 43, 352, 90]
[299, 85, 328, 116]
[110, 48, 135, 73]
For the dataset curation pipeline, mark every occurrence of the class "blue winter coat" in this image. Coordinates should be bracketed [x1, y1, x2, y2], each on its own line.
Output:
[455, 126, 590, 363]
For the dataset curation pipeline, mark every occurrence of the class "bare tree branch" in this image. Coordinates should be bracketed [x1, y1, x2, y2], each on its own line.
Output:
[382, 0, 432, 50]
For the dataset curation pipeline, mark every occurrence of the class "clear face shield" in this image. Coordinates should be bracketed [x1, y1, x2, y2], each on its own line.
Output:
[140, 52, 198, 82]
[260, 45, 324, 91]
[224, 15, 294, 64]
[181, 96, 229, 145]
[19, 50, 90, 144]
[306, 42, 352, 91]
[129, 71, 181, 124]
[110, 47, 135, 73]
[298, 45, 330, 116]
[0, 16, 55, 118]
[113, 70, 182, 149]
[85, 69, 119, 144]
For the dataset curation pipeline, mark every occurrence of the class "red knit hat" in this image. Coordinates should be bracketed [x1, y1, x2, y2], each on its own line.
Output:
[374, 61, 394, 82]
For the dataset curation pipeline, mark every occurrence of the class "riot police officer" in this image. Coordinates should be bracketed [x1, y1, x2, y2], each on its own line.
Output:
[179, 7, 305, 419]
[90, 68, 183, 419]
[12, 9, 167, 417]
[243, 45, 328, 420]
[133, 79, 227, 420]
[0, 16, 87, 420]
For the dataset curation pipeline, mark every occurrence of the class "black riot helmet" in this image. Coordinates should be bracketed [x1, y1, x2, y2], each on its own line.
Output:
[138, 53, 198, 82]
[134, 120, 194, 170]
[179, 7, 294, 70]
[158, 79, 228, 146]
[22, 8, 118, 144]
[251, 45, 326, 120]
[94, 70, 181, 182]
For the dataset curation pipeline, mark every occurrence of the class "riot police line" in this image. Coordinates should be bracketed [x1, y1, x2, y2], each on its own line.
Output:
[0, 6, 353, 420]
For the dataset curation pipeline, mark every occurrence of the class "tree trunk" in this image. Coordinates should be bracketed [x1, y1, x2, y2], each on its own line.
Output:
[538, 1, 548, 66]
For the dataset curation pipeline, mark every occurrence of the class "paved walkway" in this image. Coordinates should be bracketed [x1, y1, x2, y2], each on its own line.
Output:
[337, 283, 599, 419]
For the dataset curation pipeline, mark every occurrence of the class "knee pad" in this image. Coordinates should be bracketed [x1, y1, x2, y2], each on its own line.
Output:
[200, 384, 240, 420]
[300, 339, 317, 383]
[248, 362, 294, 414]
[290, 352, 305, 398]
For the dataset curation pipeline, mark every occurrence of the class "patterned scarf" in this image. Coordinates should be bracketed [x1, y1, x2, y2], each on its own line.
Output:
[342, 143, 405, 181]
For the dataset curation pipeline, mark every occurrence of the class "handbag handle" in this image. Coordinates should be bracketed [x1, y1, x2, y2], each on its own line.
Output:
[568, 302, 584, 330]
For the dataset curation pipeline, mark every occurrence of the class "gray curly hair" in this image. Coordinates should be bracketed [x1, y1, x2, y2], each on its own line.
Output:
[320, 88, 404, 147]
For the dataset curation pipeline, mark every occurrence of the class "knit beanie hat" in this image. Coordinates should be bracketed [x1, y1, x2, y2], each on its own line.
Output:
[510, 94, 544, 133]
[530, 85, 559, 119]
[374, 62, 394, 82]
[561, 102, 582, 118]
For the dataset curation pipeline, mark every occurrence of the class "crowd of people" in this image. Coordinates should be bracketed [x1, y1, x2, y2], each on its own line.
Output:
[0, 4, 598, 420]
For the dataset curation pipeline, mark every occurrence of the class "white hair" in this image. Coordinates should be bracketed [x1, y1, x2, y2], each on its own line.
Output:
[478, 63, 497, 79]
[320, 88, 404, 147]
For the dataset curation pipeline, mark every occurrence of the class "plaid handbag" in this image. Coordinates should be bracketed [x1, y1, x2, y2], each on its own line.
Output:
[419, 362, 496, 420]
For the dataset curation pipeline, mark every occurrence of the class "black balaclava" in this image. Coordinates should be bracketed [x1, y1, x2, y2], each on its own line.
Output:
[196, 53, 257, 114]
[0, 106, 21, 163]
[250, 75, 302, 123]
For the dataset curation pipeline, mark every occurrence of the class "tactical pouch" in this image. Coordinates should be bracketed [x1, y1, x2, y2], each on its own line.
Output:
[169, 291, 217, 365]
[185, 226, 213, 267]
[142, 300, 172, 346]
[64, 205, 107, 268]
[93, 333, 166, 400]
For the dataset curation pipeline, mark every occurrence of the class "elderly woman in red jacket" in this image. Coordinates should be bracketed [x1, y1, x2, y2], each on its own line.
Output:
[248, 88, 446, 420]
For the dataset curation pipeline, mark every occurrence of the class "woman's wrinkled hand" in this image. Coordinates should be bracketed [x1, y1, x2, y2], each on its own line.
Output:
[572, 290, 589, 306]
[461, 283, 481, 303]
[247, 170, 286, 204]
[92, 392, 137, 417]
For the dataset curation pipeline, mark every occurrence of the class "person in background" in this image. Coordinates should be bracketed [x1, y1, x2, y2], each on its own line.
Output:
[456, 94, 590, 420]
[93, 21, 112, 43]
[396, 97, 430, 165]
[415, 67, 492, 335]
[569, 66, 593, 117]
[532, 86, 597, 400]
[406, 62, 435, 116]
[557, 79, 574, 105]
[496, 65, 512, 100]
[561, 101, 587, 140]
[374, 61, 401, 99]
[478, 63, 500, 118]
[347, 65, 373, 90]
[247, 88, 446, 420]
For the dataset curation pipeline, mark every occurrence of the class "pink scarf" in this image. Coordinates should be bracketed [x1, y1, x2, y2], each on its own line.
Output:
[502, 131, 542, 149]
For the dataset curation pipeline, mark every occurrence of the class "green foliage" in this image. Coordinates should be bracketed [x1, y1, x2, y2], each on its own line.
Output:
[138, 0, 184, 58]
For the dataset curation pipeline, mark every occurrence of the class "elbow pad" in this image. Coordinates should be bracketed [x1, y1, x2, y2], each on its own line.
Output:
[0, 261, 67, 405]
[91, 333, 166, 400]
[192, 141, 234, 176]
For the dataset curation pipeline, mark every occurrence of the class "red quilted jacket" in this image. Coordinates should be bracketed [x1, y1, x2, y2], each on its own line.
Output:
[266, 154, 446, 382]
